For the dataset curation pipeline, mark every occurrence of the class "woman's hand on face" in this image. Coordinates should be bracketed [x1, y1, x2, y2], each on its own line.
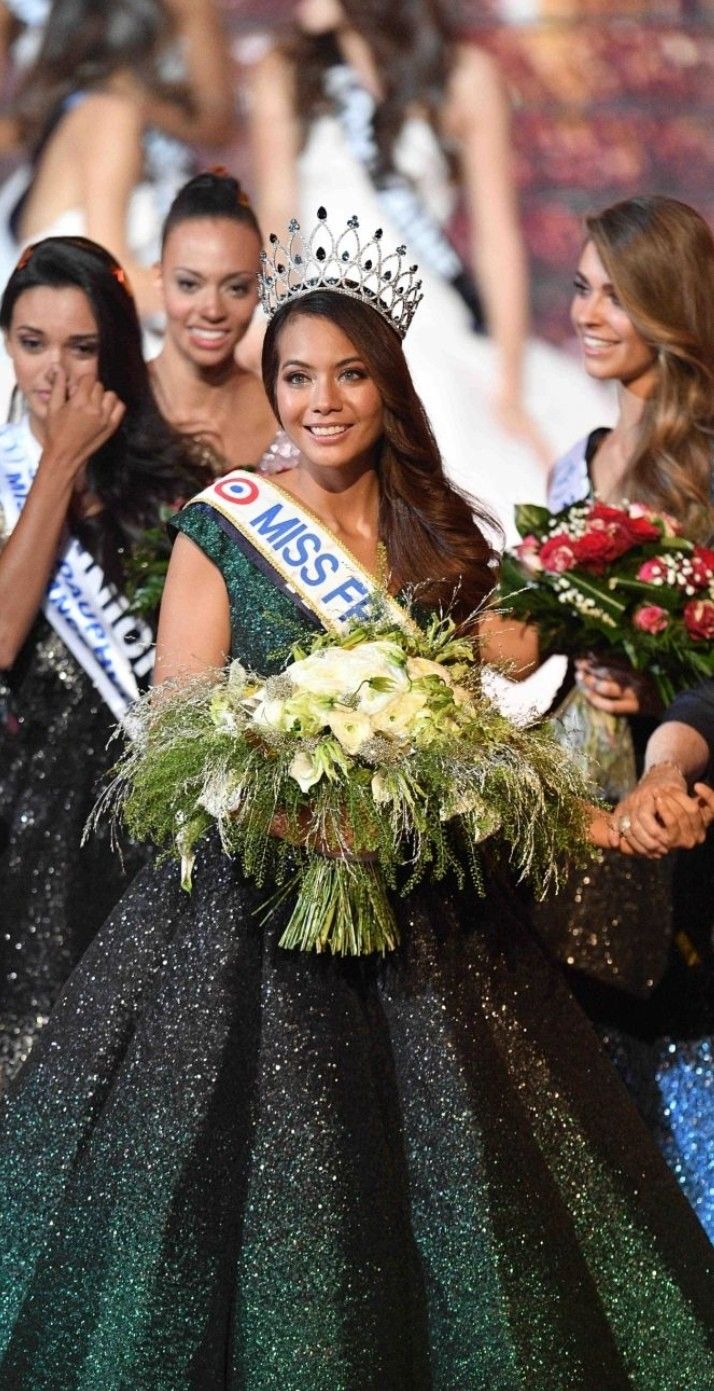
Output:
[40, 368, 125, 477]
[609, 764, 710, 856]
[575, 658, 661, 717]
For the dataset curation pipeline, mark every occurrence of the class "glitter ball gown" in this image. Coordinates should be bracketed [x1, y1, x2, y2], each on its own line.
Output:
[0, 418, 148, 1086]
[0, 504, 713, 1391]
[536, 431, 714, 1240]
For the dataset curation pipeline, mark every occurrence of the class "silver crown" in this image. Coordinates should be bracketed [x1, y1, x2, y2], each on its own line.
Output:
[258, 208, 423, 339]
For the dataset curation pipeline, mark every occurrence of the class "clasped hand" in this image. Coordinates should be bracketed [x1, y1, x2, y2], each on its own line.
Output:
[575, 657, 661, 716]
[606, 764, 714, 857]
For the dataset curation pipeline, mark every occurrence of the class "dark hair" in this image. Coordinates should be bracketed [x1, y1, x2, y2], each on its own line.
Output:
[14, 0, 184, 151]
[262, 290, 499, 619]
[288, 0, 453, 170]
[1, 235, 207, 583]
[585, 196, 714, 539]
[161, 171, 262, 255]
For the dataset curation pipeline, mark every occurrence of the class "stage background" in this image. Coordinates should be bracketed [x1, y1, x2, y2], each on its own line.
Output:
[220, 0, 714, 346]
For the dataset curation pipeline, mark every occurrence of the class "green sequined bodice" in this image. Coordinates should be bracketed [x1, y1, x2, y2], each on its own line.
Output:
[173, 503, 320, 674]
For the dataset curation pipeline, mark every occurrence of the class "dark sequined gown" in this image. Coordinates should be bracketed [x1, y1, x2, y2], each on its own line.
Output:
[0, 614, 145, 1086]
[0, 504, 712, 1391]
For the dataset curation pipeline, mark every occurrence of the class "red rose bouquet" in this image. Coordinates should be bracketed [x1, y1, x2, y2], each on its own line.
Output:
[500, 499, 714, 706]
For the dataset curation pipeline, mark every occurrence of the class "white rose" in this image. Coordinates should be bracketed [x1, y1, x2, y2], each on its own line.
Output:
[371, 689, 428, 737]
[327, 706, 373, 756]
[288, 640, 409, 711]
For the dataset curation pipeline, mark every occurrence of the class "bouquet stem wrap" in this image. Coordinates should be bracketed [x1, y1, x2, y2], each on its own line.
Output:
[91, 614, 596, 956]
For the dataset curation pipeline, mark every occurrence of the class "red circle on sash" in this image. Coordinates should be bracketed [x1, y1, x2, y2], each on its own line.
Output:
[214, 475, 260, 505]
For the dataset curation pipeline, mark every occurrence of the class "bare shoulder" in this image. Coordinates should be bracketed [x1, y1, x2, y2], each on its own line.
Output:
[444, 43, 509, 134]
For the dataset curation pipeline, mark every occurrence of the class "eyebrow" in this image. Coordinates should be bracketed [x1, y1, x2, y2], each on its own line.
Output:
[575, 271, 615, 290]
[174, 266, 255, 280]
[281, 356, 365, 369]
[16, 324, 98, 341]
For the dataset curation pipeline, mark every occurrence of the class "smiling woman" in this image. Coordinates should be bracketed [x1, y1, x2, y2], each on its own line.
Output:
[149, 171, 296, 475]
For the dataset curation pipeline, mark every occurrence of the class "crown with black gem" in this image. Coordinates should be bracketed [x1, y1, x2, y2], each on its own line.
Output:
[258, 207, 423, 339]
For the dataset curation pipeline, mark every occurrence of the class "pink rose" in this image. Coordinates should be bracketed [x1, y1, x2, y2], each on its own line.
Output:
[637, 557, 669, 584]
[632, 604, 670, 635]
[540, 533, 578, 573]
[683, 598, 714, 641]
[515, 534, 543, 573]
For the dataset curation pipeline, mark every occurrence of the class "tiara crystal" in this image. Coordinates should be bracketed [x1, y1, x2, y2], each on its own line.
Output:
[258, 207, 423, 338]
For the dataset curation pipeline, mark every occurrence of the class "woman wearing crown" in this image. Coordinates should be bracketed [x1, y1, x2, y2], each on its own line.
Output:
[247, 0, 613, 544]
[0, 213, 712, 1389]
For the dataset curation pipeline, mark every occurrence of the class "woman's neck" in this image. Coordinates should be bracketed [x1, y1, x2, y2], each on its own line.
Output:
[278, 460, 380, 546]
[151, 337, 244, 415]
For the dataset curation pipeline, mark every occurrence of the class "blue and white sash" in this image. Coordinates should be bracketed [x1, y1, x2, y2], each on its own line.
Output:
[184, 469, 416, 636]
[0, 420, 154, 719]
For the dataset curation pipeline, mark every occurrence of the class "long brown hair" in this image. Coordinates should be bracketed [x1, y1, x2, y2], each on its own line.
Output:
[287, 0, 453, 170]
[14, 0, 186, 152]
[262, 290, 499, 621]
[586, 196, 714, 539]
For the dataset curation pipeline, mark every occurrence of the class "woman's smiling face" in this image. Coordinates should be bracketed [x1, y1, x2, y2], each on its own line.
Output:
[160, 217, 261, 369]
[570, 240, 658, 396]
[275, 313, 384, 473]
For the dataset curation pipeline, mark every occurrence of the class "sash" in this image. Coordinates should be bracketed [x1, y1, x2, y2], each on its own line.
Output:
[184, 470, 417, 636]
[0, 420, 155, 719]
[325, 63, 485, 331]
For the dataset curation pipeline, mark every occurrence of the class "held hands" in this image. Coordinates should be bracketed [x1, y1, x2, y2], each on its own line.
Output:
[41, 368, 125, 479]
[575, 658, 661, 717]
[607, 765, 714, 857]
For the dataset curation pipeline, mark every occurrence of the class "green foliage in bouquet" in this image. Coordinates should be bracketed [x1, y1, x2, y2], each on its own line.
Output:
[121, 506, 175, 618]
[92, 611, 595, 957]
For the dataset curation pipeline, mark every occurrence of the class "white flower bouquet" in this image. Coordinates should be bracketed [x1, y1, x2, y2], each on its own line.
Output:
[96, 614, 594, 956]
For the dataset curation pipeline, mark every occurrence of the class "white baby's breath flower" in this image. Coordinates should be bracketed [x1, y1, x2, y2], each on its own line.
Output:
[227, 660, 248, 691]
[199, 771, 243, 819]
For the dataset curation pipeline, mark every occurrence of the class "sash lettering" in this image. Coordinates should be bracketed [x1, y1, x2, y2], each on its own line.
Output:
[0, 420, 154, 718]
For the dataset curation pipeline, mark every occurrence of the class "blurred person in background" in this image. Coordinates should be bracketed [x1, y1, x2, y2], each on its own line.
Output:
[0, 235, 206, 1089]
[246, 0, 611, 543]
[0, 0, 234, 330]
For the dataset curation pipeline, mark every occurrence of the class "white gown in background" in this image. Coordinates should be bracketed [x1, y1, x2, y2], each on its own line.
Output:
[298, 113, 615, 544]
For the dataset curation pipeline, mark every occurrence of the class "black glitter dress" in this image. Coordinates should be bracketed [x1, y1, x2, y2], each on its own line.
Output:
[0, 504, 712, 1391]
[0, 614, 145, 1086]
